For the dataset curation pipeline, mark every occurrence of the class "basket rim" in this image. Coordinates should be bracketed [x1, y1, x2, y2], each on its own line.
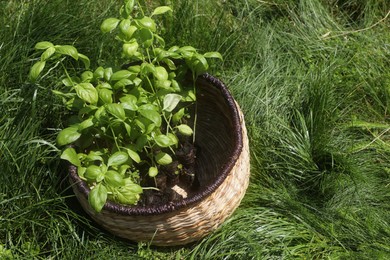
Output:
[68, 73, 244, 216]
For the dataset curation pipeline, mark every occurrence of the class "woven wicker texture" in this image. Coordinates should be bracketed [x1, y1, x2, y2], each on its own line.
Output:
[69, 74, 250, 246]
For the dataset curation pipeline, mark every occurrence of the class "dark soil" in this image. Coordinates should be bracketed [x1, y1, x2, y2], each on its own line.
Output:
[139, 140, 199, 206]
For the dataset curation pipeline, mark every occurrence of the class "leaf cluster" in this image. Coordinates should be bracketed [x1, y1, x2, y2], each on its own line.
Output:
[28, 0, 221, 212]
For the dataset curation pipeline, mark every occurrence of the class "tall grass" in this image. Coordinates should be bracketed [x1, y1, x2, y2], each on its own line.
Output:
[1, 0, 389, 258]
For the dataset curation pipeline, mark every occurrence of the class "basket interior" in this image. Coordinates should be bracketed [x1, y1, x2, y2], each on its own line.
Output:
[194, 76, 239, 188]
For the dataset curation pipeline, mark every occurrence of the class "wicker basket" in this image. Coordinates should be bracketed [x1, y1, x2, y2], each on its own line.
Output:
[69, 74, 250, 246]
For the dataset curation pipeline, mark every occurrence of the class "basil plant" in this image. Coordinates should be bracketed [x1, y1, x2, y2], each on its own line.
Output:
[29, 0, 222, 212]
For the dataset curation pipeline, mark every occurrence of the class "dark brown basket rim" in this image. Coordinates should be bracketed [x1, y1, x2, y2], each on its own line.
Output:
[68, 73, 243, 216]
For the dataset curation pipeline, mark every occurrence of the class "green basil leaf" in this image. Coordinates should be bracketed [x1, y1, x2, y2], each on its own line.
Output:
[78, 117, 94, 131]
[56, 126, 81, 146]
[104, 67, 113, 81]
[35, 41, 54, 50]
[139, 108, 162, 127]
[60, 147, 81, 167]
[163, 93, 182, 112]
[136, 17, 156, 32]
[98, 88, 113, 104]
[74, 83, 98, 104]
[123, 41, 139, 57]
[28, 61, 46, 82]
[176, 124, 193, 136]
[88, 183, 107, 212]
[203, 51, 223, 60]
[55, 45, 79, 60]
[94, 67, 105, 79]
[135, 119, 146, 133]
[167, 133, 178, 146]
[124, 0, 135, 16]
[105, 170, 125, 187]
[78, 166, 87, 179]
[155, 79, 171, 90]
[189, 53, 208, 74]
[140, 63, 155, 76]
[163, 58, 177, 70]
[155, 152, 172, 165]
[151, 6, 172, 16]
[120, 94, 138, 111]
[86, 151, 104, 162]
[113, 182, 142, 205]
[128, 65, 141, 73]
[126, 148, 141, 163]
[100, 17, 120, 33]
[107, 151, 128, 167]
[61, 77, 75, 87]
[124, 122, 131, 137]
[85, 165, 105, 182]
[118, 164, 131, 175]
[183, 90, 196, 102]
[105, 103, 126, 120]
[81, 71, 93, 82]
[120, 19, 137, 40]
[78, 53, 90, 69]
[40, 47, 56, 61]
[148, 166, 158, 177]
[154, 66, 168, 81]
[154, 134, 174, 148]
[113, 78, 133, 90]
[111, 70, 133, 81]
[146, 123, 156, 134]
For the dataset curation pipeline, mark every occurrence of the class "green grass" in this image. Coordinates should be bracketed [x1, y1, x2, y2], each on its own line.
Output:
[1, 0, 390, 259]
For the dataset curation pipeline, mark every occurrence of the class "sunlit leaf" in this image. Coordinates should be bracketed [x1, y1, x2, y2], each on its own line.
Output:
[105, 170, 125, 187]
[176, 124, 193, 136]
[88, 183, 107, 212]
[78, 53, 90, 69]
[78, 117, 94, 131]
[60, 147, 81, 167]
[40, 47, 55, 61]
[56, 126, 81, 146]
[98, 88, 113, 104]
[81, 71, 93, 82]
[172, 108, 185, 124]
[104, 67, 113, 81]
[154, 134, 171, 147]
[85, 165, 105, 182]
[55, 45, 79, 60]
[120, 94, 138, 111]
[136, 17, 156, 32]
[108, 151, 128, 167]
[113, 181, 142, 205]
[100, 18, 120, 33]
[154, 66, 168, 81]
[106, 103, 126, 120]
[148, 166, 158, 177]
[123, 41, 139, 57]
[151, 6, 172, 16]
[111, 70, 133, 81]
[126, 148, 141, 163]
[74, 83, 98, 104]
[139, 108, 162, 127]
[28, 61, 46, 82]
[163, 93, 182, 112]
[35, 41, 54, 50]
[204, 51, 223, 60]
[155, 152, 172, 165]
